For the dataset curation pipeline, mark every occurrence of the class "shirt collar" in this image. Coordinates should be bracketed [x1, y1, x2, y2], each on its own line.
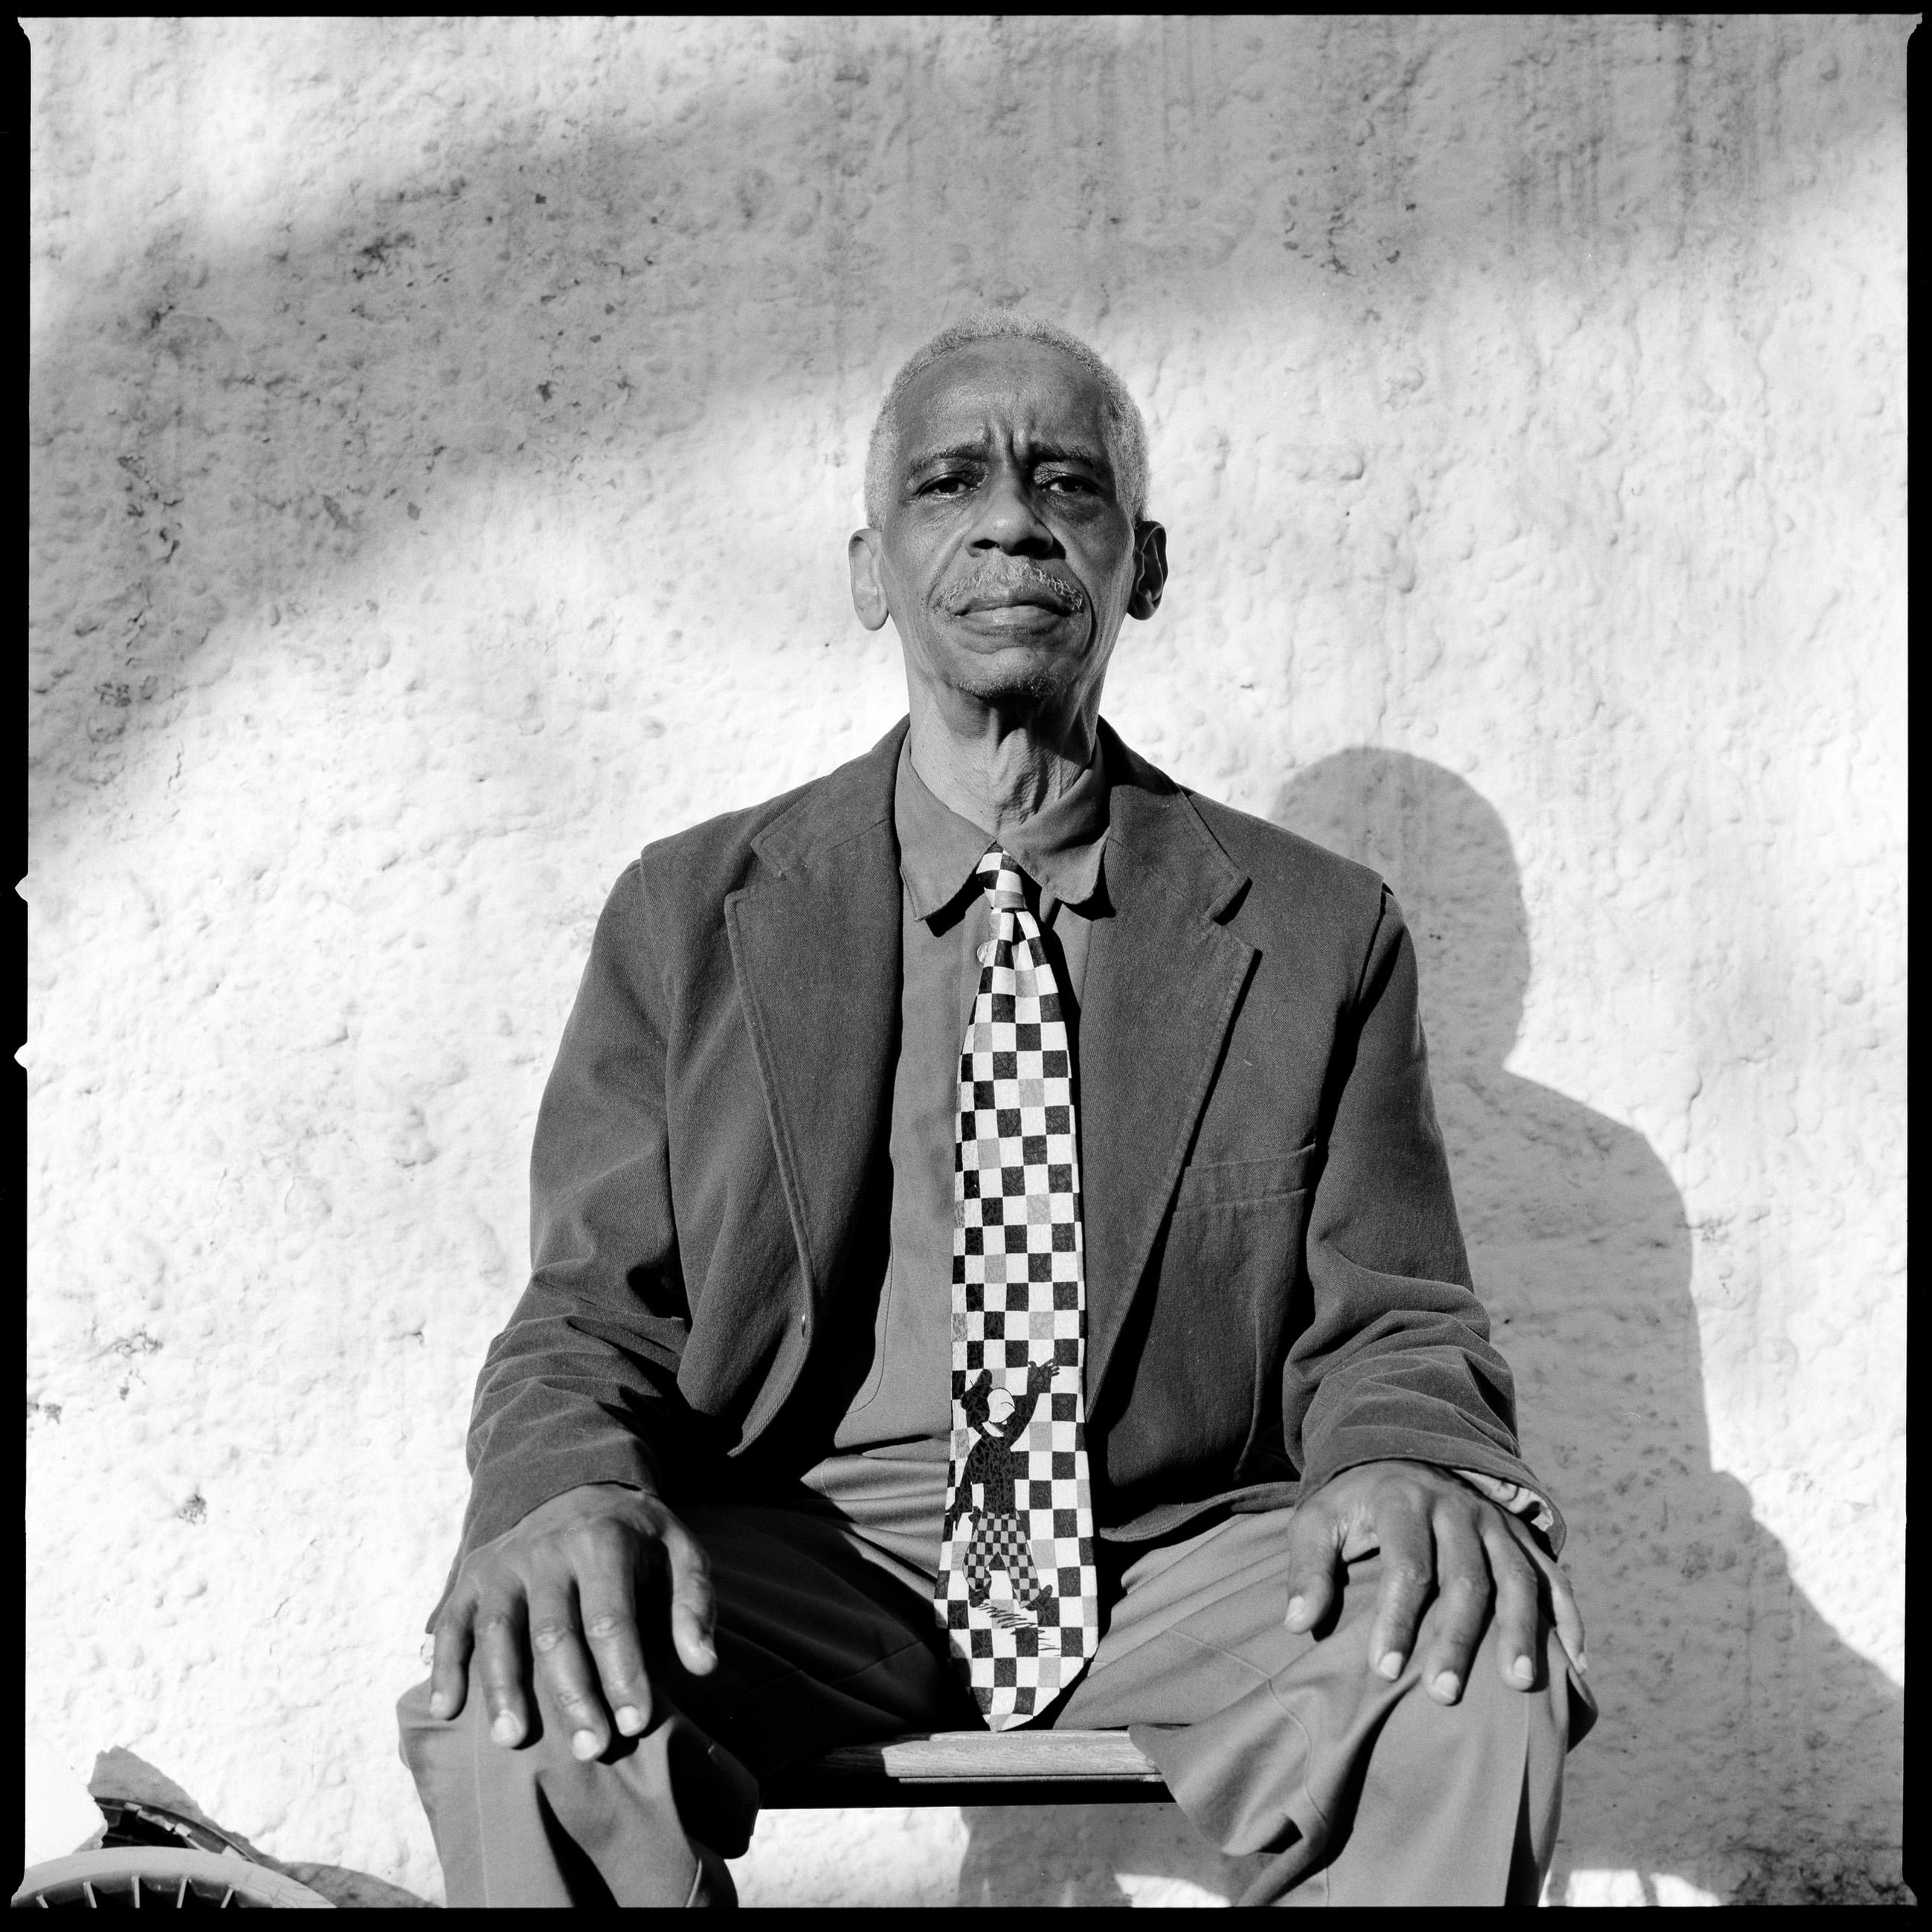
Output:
[894, 736, 1110, 922]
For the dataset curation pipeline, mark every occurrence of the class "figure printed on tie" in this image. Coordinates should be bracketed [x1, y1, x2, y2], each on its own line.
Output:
[944, 1359, 1059, 1631]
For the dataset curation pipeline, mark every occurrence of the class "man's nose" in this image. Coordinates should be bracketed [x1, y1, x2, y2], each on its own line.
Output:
[967, 465, 1058, 556]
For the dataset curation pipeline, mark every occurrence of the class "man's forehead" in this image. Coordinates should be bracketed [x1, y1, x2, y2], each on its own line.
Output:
[895, 340, 1112, 454]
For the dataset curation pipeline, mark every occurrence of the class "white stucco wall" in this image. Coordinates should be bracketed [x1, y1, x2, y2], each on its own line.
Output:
[26, 16, 1907, 1907]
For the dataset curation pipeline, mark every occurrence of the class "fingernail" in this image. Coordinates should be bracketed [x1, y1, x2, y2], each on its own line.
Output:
[571, 1730, 600, 1761]
[428, 1690, 454, 1719]
[490, 1713, 520, 1746]
[614, 1705, 643, 1735]
[1286, 1596, 1307, 1626]
[1577, 1650, 1588, 1675]
[1432, 1671, 1460, 1701]
[1378, 1650, 1405, 1680]
[1511, 1655, 1535, 1686]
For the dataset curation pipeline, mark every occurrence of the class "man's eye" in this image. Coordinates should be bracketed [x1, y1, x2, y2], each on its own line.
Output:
[1043, 473, 1098, 495]
[920, 474, 972, 497]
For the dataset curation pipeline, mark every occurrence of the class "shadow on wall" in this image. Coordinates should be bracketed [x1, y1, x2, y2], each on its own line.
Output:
[1272, 750, 1902, 1905]
[955, 748, 1902, 1907]
[30, 16, 1897, 831]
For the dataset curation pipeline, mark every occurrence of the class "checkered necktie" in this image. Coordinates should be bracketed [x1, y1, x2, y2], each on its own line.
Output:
[936, 847, 1098, 1727]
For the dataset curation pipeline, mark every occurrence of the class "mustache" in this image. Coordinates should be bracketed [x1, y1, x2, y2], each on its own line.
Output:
[941, 560, 1089, 615]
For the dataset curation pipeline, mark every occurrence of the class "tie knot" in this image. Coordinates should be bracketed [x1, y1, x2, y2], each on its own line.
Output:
[975, 847, 1031, 913]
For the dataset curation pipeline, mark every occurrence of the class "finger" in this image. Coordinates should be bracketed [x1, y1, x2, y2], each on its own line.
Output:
[472, 1598, 534, 1748]
[428, 1600, 475, 1721]
[1484, 1524, 1543, 1690]
[660, 1522, 718, 1676]
[1522, 1532, 1588, 1675]
[1417, 1507, 1493, 1703]
[576, 1549, 653, 1736]
[1365, 1488, 1433, 1678]
[1281, 1500, 1343, 1633]
[529, 1584, 614, 1762]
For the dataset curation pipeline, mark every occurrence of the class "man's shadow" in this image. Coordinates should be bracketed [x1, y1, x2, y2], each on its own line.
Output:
[956, 748, 1901, 1905]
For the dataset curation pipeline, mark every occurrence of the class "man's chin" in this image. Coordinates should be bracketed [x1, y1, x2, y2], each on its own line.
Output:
[934, 628, 1092, 706]
[949, 657, 1079, 707]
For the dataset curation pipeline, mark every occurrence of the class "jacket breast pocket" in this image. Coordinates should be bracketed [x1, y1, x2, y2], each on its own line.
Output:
[1171, 1141, 1317, 1213]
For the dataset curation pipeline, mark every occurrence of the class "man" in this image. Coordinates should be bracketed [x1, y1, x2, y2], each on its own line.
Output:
[399, 314, 1594, 1907]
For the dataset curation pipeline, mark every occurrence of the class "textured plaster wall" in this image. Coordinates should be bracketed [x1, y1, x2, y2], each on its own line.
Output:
[26, 15, 1907, 1908]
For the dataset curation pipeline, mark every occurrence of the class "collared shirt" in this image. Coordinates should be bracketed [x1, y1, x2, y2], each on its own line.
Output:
[798, 741, 1110, 1570]
[797, 736, 1554, 1568]
[835, 738, 1110, 1448]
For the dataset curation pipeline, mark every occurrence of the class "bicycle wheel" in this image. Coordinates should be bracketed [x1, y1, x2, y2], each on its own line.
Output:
[12, 1847, 334, 1909]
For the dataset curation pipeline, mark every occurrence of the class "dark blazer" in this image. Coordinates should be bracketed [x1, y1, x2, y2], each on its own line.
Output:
[457, 719, 1559, 1563]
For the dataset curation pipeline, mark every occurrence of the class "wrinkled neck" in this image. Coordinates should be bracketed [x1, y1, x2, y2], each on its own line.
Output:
[905, 687, 1100, 840]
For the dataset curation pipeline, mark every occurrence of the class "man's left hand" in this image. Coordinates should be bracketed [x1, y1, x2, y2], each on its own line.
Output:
[1281, 1460, 1586, 1704]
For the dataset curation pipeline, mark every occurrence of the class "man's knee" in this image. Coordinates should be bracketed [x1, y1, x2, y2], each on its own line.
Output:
[396, 1674, 438, 1744]
[1391, 1614, 1569, 1762]
[397, 1675, 511, 1817]
[395, 1672, 753, 1907]
[396, 1675, 455, 1774]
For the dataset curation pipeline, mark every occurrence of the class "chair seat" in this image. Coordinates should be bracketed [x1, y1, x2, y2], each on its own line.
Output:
[759, 1729, 1171, 1809]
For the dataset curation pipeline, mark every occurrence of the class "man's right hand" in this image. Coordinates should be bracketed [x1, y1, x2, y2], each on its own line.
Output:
[426, 1483, 718, 1760]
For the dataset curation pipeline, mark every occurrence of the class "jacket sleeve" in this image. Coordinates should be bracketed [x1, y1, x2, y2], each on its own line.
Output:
[1284, 886, 1567, 1553]
[455, 860, 692, 1562]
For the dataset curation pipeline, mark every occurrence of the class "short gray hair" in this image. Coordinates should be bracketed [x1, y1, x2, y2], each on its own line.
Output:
[862, 312, 1151, 527]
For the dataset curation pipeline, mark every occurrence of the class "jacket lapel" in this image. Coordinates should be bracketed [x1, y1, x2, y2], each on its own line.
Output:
[1080, 731, 1256, 1405]
[724, 725, 906, 1328]
[720, 717, 1252, 1423]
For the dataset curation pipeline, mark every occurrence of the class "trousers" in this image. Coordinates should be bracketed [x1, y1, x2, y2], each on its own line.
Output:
[398, 1499, 1590, 1907]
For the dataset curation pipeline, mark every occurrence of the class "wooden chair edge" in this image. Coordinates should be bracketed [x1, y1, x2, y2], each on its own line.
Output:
[758, 1728, 1172, 1809]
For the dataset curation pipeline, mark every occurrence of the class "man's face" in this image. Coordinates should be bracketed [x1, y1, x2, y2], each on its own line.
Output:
[849, 339, 1165, 721]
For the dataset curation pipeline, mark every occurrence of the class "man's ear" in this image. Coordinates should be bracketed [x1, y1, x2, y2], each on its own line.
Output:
[849, 528, 891, 631]
[1126, 519, 1168, 622]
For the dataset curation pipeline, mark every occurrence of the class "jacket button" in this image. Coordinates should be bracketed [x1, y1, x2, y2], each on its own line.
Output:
[977, 941, 996, 965]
